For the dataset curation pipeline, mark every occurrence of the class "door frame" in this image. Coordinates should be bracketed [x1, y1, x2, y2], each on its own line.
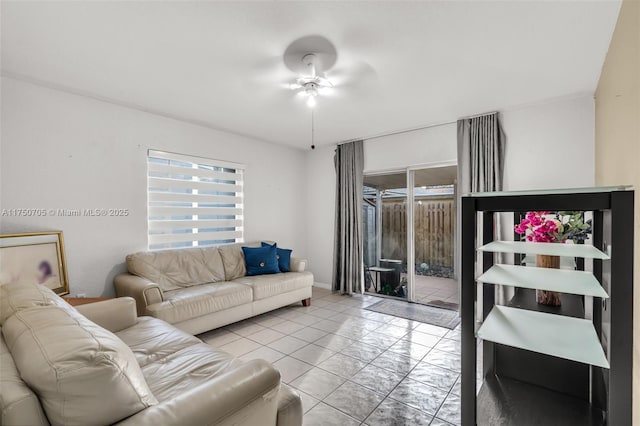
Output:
[364, 160, 458, 303]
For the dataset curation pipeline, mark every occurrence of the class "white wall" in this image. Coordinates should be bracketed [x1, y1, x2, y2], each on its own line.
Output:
[305, 94, 595, 288]
[499, 95, 596, 240]
[502, 95, 595, 191]
[305, 144, 337, 286]
[0, 77, 308, 297]
[364, 124, 458, 173]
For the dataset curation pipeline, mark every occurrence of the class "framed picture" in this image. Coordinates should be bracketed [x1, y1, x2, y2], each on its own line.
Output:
[0, 231, 70, 295]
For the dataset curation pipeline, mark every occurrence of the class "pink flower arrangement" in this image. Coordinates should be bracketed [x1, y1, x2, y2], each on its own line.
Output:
[514, 211, 562, 243]
[516, 211, 592, 244]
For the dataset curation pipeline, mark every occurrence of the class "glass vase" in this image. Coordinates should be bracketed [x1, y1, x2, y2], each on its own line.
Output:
[536, 254, 561, 306]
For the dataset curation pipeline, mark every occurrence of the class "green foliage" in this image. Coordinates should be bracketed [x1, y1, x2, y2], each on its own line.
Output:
[553, 211, 592, 243]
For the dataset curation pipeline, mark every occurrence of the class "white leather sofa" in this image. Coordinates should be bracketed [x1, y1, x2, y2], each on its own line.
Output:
[0, 282, 302, 426]
[114, 242, 314, 335]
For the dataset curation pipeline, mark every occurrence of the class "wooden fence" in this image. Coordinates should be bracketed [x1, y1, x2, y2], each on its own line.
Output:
[381, 197, 454, 267]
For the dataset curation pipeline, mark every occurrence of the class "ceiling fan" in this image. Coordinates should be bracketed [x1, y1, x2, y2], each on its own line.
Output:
[248, 35, 376, 149]
[279, 35, 377, 109]
[288, 53, 334, 108]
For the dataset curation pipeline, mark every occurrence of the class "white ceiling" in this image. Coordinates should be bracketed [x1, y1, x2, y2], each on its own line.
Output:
[1, 1, 621, 149]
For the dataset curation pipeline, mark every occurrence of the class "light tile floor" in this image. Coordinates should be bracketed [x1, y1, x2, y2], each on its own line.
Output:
[199, 287, 463, 426]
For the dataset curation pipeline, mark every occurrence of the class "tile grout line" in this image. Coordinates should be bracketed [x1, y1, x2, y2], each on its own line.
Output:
[205, 289, 460, 425]
[289, 317, 457, 424]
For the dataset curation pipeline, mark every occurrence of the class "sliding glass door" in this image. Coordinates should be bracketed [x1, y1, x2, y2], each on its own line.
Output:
[363, 173, 408, 299]
[410, 169, 457, 310]
[363, 165, 459, 311]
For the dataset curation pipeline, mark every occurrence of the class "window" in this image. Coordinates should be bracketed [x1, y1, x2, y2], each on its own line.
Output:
[147, 150, 244, 250]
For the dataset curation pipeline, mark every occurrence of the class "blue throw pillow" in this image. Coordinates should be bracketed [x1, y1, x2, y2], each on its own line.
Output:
[242, 246, 280, 276]
[262, 242, 293, 273]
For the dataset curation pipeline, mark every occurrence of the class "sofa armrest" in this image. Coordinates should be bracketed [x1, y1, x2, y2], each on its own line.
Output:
[114, 274, 163, 316]
[290, 257, 307, 273]
[74, 297, 138, 332]
[277, 384, 303, 426]
[115, 360, 281, 426]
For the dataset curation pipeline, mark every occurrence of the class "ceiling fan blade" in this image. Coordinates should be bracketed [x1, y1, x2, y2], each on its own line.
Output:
[327, 61, 377, 87]
[317, 86, 335, 97]
[245, 55, 298, 97]
[315, 77, 334, 88]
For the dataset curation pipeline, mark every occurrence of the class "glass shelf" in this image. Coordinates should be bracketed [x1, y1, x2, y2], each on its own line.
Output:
[477, 305, 609, 368]
[477, 264, 608, 298]
[478, 241, 609, 259]
[467, 185, 632, 198]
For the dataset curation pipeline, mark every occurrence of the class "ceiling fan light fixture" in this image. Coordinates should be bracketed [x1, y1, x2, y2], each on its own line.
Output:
[317, 86, 333, 96]
[306, 96, 317, 108]
[305, 84, 318, 97]
[287, 51, 335, 108]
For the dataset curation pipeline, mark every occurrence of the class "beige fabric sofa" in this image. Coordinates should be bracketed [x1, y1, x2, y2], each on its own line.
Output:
[114, 242, 314, 335]
[0, 282, 302, 426]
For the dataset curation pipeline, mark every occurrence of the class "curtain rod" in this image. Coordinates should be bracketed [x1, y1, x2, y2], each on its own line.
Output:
[338, 110, 499, 145]
[463, 110, 499, 120]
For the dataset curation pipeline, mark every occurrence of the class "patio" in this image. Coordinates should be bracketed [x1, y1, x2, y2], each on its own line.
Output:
[365, 273, 459, 311]
[413, 275, 459, 310]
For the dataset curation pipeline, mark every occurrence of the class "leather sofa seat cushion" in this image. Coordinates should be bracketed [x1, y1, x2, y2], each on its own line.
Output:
[115, 316, 243, 402]
[140, 342, 243, 402]
[116, 316, 202, 368]
[234, 272, 314, 301]
[0, 333, 48, 426]
[127, 247, 226, 291]
[2, 306, 157, 426]
[0, 281, 69, 325]
[146, 282, 252, 324]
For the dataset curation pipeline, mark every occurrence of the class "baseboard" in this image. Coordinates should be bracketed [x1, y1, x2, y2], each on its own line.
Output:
[313, 282, 332, 290]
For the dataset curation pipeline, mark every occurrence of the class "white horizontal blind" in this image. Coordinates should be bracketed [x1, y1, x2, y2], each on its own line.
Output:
[147, 150, 244, 250]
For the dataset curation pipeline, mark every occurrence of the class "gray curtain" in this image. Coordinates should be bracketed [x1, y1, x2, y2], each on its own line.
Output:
[333, 140, 364, 294]
[455, 112, 506, 280]
[457, 113, 506, 193]
[458, 113, 505, 192]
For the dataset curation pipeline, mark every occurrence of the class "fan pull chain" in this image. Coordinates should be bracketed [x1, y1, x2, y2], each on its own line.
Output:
[310, 109, 316, 150]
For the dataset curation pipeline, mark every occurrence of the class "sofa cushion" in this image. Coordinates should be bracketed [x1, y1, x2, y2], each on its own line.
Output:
[126, 247, 226, 291]
[242, 245, 280, 276]
[0, 332, 49, 426]
[233, 272, 314, 301]
[115, 316, 255, 405]
[140, 342, 243, 402]
[116, 316, 202, 368]
[218, 242, 260, 281]
[2, 306, 157, 426]
[146, 282, 253, 324]
[0, 281, 69, 325]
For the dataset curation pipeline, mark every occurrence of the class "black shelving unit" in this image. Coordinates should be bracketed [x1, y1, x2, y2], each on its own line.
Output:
[461, 188, 634, 425]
